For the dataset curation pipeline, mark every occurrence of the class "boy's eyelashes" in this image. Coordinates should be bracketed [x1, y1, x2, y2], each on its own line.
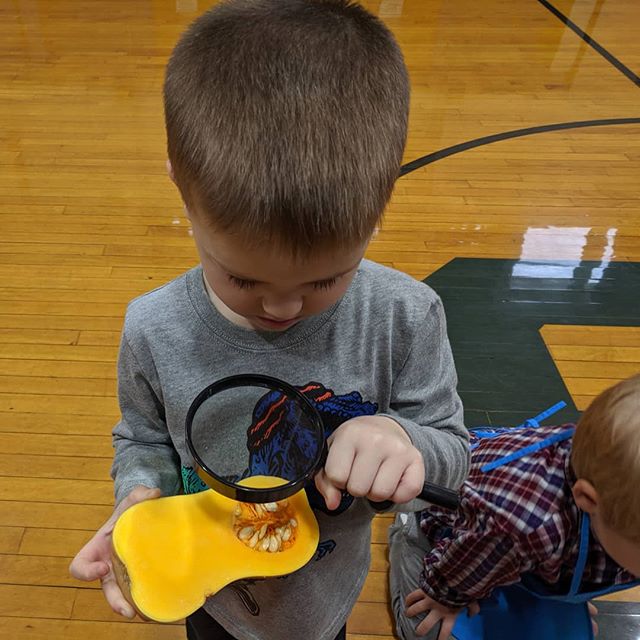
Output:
[312, 277, 338, 291]
[228, 275, 256, 290]
[226, 275, 339, 291]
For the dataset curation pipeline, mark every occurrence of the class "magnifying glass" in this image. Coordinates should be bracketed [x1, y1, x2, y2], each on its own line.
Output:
[185, 374, 459, 510]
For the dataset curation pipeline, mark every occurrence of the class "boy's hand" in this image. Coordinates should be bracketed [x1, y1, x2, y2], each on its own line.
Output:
[69, 485, 161, 619]
[406, 588, 479, 639]
[314, 415, 425, 510]
[588, 602, 599, 636]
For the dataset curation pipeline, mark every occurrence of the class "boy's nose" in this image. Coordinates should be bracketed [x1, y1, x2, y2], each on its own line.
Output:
[261, 297, 303, 320]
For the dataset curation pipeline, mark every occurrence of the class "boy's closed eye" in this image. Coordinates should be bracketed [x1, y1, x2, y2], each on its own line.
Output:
[228, 275, 258, 290]
[227, 274, 339, 291]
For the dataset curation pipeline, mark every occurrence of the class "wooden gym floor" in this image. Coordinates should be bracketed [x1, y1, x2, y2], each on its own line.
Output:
[1, 0, 639, 638]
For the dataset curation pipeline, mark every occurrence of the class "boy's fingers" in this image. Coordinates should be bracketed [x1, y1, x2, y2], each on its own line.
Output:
[415, 609, 440, 636]
[468, 601, 481, 617]
[405, 588, 427, 606]
[588, 602, 599, 636]
[314, 469, 343, 511]
[69, 558, 109, 582]
[368, 458, 403, 502]
[322, 440, 356, 490]
[345, 450, 381, 497]
[391, 457, 425, 504]
[406, 598, 432, 617]
[101, 571, 135, 619]
[439, 612, 458, 640]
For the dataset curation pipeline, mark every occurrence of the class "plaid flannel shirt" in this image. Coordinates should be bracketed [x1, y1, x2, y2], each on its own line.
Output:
[419, 424, 635, 608]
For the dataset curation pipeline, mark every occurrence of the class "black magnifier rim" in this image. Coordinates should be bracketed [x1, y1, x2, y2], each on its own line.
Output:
[185, 374, 326, 503]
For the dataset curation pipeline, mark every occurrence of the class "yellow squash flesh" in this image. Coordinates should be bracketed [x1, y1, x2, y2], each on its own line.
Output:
[112, 478, 319, 622]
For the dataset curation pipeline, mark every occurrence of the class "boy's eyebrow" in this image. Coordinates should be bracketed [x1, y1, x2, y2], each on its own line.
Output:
[215, 256, 361, 285]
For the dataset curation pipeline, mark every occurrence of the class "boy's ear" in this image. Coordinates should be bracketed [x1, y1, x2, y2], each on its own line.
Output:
[166, 159, 176, 184]
[166, 159, 193, 220]
[572, 479, 600, 515]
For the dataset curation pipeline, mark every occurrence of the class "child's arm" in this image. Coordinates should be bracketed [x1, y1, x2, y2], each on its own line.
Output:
[379, 296, 469, 489]
[403, 525, 527, 638]
[70, 327, 181, 618]
[419, 526, 526, 608]
[110, 334, 182, 502]
[316, 296, 469, 509]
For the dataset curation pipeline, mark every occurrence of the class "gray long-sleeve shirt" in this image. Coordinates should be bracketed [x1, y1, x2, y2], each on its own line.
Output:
[111, 259, 469, 640]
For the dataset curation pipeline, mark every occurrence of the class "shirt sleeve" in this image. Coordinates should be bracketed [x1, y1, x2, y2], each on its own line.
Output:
[379, 296, 470, 491]
[110, 332, 182, 504]
[419, 509, 533, 608]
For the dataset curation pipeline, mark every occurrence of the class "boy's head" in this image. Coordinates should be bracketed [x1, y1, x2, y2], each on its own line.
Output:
[571, 374, 640, 575]
[163, 0, 409, 330]
[164, 0, 409, 251]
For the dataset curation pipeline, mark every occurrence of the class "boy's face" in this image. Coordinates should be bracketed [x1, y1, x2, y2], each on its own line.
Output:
[592, 513, 640, 577]
[188, 208, 368, 332]
[573, 480, 640, 577]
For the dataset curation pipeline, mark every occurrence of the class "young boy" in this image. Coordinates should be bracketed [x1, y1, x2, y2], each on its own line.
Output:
[389, 375, 640, 640]
[69, 2, 470, 639]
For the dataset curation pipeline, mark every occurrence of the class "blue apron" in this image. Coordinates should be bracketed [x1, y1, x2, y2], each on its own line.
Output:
[451, 414, 640, 640]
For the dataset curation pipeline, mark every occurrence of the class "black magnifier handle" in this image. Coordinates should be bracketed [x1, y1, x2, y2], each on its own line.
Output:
[368, 480, 460, 512]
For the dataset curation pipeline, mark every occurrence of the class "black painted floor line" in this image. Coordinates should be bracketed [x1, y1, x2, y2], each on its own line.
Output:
[400, 117, 640, 176]
[536, 0, 640, 88]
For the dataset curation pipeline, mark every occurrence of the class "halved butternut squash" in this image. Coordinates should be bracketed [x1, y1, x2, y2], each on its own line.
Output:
[112, 477, 319, 622]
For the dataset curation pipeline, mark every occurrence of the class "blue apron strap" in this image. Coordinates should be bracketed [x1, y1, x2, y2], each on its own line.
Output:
[518, 401, 568, 429]
[481, 428, 574, 473]
[569, 513, 591, 596]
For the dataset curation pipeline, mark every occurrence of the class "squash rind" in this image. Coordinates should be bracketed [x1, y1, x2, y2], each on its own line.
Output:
[112, 484, 319, 622]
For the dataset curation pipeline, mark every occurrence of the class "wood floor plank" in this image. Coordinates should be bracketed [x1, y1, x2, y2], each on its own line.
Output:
[0, 412, 115, 436]
[0, 453, 112, 482]
[0, 584, 75, 618]
[562, 377, 626, 396]
[552, 361, 640, 379]
[0, 433, 113, 458]
[0, 359, 117, 380]
[349, 601, 395, 636]
[19, 528, 95, 558]
[0, 393, 119, 417]
[0, 554, 82, 589]
[370, 543, 389, 572]
[360, 571, 389, 604]
[0, 287, 135, 304]
[77, 331, 122, 347]
[0, 617, 185, 640]
[0, 344, 119, 363]
[372, 516, 392, 544]
[546, 345, 640, 364]
[0, 301, 126, 318]
[541, 326, 640, 347]
[0, 525, 24, 554]
[0, 501, 112, 531]
[598, 585, 640, 602]
[0, 316, 123, 332]
[0, 376, 116, 398]
[0, 328, 79, 345]
[0, 477, 113, 506]
[71, 589, 147, 624]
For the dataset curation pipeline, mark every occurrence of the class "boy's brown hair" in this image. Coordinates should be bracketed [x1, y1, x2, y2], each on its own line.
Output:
[164, 0, 409, 255]
[571, 374, 640, 541]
